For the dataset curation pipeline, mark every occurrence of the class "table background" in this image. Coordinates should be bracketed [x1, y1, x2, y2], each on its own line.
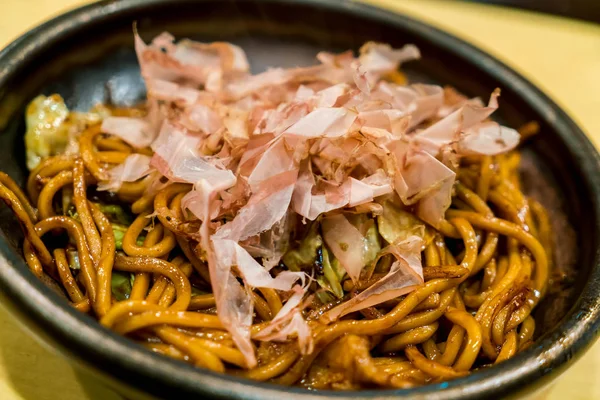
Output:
[0, 0, 598, 399]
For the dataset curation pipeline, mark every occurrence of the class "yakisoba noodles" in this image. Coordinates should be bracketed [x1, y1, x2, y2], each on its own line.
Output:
[2, 31, 553, 389]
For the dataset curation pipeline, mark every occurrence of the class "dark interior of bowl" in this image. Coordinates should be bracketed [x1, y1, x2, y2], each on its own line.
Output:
[0, 1, 596, 399]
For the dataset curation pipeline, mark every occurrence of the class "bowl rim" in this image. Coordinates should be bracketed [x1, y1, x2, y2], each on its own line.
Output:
[1, 0, 599, 399]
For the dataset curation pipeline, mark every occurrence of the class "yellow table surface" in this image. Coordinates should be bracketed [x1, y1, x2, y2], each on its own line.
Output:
[0, 0, 599, 399]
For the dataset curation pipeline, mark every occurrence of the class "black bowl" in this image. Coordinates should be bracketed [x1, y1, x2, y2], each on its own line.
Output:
[0, 0, 599, 399]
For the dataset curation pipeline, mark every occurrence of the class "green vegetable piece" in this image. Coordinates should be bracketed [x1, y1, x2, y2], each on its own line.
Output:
[136, 234, 146, 247]
[112, 224, 127, 250]
[25, 94, 110, 170]
[111, 223, 144, 249]
[282, 222, 323, 271]
[66, 249, 80, 270]
[25, 95, 70, 170]
[111, 271, 133, 301]
[24, 94, 106, 170]
[362, 219, 381, 266]
[320, 246, 345, 298]
[66, 207, 79, 221]
[94, 203, 133, 226]
[377, 201, 426, 245]
[316, 290, 336, 305]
